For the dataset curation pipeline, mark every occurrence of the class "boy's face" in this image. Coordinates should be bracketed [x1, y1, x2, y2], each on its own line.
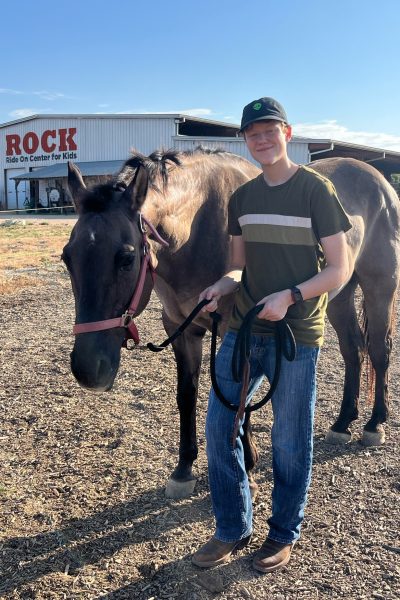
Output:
[244, 120, 292, 167]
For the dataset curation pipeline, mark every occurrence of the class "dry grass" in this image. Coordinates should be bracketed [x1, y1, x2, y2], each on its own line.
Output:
[0, 221, 73, 294]
[0, 274, 43, 295]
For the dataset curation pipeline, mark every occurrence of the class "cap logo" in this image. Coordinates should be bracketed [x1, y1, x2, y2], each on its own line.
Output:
[253, 102, 262, 111]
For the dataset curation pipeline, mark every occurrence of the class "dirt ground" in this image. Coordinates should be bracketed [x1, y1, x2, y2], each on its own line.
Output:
[0, 224, 399, 599]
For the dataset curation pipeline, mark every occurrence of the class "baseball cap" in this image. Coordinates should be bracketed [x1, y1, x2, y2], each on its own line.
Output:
[239, 97, 288, 132]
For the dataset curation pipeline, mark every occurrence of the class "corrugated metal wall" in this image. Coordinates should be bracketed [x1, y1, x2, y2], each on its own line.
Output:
[0, 115, 310, 208]
[172, 136, 310, 165]
[0, 116, 177, 207]
[0, 116, 176, 163]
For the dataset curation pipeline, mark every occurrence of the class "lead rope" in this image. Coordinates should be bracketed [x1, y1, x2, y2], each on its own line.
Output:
[148, 301, 296, 440]
[209, 305, 296, 442]
[147, 299, 211, 352]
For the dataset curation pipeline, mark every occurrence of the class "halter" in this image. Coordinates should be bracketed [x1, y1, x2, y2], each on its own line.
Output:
[72, 214, 169, 346]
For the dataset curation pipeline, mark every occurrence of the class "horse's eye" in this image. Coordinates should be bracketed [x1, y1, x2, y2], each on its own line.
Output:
[117, 250, 135, 271]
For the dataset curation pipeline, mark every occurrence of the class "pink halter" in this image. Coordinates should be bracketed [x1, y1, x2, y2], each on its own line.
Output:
[72, 214, 168, 345]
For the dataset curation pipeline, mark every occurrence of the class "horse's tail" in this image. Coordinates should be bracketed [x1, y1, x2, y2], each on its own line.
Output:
[360, 286, 397, 405]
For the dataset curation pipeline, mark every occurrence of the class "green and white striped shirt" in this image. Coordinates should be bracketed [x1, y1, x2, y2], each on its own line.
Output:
[228, 165, 352, 346]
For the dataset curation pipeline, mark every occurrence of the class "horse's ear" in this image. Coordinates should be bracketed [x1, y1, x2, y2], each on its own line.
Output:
[122, 165, 149, 213]
[67, 162, 86, 213]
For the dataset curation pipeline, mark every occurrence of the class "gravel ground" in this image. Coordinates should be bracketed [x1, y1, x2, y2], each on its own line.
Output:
[0, 264, 399, 599]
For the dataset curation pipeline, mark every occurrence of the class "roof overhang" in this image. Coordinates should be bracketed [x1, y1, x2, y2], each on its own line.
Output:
[11, 160, 125, 181]
[307, 139, 400, 176]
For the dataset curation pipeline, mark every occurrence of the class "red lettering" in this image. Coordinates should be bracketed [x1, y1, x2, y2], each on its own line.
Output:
[6, 134, 21, 156]
[59, 128, 77, 151]
[6, 128, 78, 156]
[22, 132, 39, 155]
[41, 130, 57, 153]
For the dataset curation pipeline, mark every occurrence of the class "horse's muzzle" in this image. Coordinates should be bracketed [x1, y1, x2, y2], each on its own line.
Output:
[70, 333, 121, 391]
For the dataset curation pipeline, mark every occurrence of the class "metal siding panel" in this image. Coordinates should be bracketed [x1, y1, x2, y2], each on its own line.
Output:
[0, 116, 176, 163]
[78, 118, 176, 160]
[0, 117, 310, 206]
[287, 142, 310, 164]
[0, 117, 176, 203]
[172, 137, 257, 164]
[173, 137, 310, 166]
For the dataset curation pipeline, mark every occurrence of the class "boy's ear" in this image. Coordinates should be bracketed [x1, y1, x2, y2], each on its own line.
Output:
[285, 124, 293, 142]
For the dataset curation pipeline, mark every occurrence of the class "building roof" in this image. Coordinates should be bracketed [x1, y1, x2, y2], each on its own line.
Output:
[11, 160, 125, 180]
[6, 112, 400, 181]
[0, 112, 240, 130]
[304, 138, 400, 177]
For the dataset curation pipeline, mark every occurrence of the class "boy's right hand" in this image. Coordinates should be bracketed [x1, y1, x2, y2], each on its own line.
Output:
[198, 284, 222, 312]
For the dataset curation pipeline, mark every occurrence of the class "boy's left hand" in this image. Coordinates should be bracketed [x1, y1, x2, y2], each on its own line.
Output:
[256, 289, 292, 321]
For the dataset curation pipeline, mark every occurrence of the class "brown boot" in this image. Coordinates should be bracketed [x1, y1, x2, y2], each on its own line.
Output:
[192, 535, 251, 568]
[252, 538, 293, 573]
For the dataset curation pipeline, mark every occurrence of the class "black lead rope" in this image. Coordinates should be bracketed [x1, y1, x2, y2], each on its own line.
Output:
[147, 299, 211, 352]
[210, 305, 296, 413]
[148, 300, 296, 414]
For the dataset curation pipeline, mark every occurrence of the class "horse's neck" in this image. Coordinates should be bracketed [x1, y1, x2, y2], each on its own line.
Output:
[142, 189, 195, 253]
[142, 195, 173, 269]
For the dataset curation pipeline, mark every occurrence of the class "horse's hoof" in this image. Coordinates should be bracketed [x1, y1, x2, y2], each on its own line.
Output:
[325, 429, 352, 444]
[361, 427, 385, 446]
[165, 477, 196, 499]
[249, 480, 259, 501]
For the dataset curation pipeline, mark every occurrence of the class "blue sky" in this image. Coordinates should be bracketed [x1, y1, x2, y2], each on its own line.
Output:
[1, 0, 400, 150]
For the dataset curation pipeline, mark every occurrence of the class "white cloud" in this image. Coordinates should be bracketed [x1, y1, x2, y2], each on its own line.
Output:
[179, 108, 213, 117]
[115, 108, 214, 117]
[9, 108, 50, 119]
[0, 88, 23, 95]
[294, 120, 400, 152]
[32, 90, 66, 101]
[0, 88, 68, 101]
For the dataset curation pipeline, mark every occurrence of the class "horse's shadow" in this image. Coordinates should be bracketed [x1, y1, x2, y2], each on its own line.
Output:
[0, 482, 212, 596]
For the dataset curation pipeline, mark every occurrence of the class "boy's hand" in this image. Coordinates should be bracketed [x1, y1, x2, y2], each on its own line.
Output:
[256, 289, 292, 321]
[199, 284, 222, 312]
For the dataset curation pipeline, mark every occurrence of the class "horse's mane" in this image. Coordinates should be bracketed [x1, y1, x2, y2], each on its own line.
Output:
[79, 146, 245, 213]
[119, 146, 243, 188]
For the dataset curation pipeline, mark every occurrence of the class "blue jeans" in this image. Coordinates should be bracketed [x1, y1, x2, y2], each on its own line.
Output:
[206, 331, 320, 544]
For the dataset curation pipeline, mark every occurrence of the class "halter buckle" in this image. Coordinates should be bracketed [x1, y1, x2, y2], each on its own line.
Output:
[121, 311, 134, 327]
[138, 213, 146, 234]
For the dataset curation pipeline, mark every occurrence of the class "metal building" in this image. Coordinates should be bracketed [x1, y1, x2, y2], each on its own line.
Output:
[1, 113, 400, 210]
[0, 114, 310, 210]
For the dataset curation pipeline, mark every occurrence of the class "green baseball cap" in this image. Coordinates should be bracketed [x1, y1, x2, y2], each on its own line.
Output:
[239, 97, 288, 132]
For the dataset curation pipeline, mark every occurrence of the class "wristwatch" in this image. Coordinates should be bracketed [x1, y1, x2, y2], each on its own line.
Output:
[290, 286, 303, 304]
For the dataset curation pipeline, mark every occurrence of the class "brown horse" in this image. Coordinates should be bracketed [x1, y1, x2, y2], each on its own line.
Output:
[63, 148, 400, 498]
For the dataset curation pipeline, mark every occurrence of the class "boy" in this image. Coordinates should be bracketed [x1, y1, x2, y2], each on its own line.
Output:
[192, 97, 351, 573]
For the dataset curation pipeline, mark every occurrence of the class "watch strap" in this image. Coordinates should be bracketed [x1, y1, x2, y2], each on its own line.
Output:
[290, 286, 303, 304]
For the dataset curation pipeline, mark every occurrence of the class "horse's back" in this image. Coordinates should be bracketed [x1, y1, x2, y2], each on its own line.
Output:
[311, 157, 400, 276]
[310, 157, 400, 222]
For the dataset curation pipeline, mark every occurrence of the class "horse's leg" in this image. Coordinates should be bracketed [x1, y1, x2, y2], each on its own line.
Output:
[162, 310, 206, 499]
[325, 275, 366, 444]
[359, 282, 398, 446]
[242, 412, 259, 500]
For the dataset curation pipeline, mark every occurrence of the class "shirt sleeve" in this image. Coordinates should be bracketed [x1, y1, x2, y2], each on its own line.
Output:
[311, 178, 352, 240]
[228, 189, 242, 236]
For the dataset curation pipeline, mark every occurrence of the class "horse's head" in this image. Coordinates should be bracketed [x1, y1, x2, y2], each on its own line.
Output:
[63, 157, 153, 392]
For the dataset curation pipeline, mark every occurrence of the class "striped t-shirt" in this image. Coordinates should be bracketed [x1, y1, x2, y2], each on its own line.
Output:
[228, 165, 352, 346]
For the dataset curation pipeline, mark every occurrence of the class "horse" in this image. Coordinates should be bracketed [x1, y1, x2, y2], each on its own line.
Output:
[63, 148, 400, 499]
